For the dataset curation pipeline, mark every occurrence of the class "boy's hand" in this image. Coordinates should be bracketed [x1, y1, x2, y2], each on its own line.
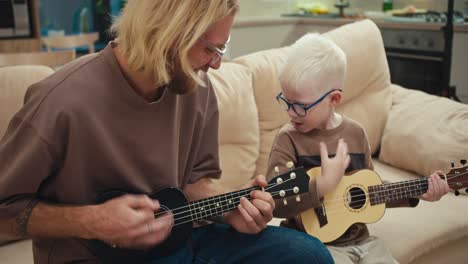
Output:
[317, 139, 351, 197]
[419, 171, 450, 201]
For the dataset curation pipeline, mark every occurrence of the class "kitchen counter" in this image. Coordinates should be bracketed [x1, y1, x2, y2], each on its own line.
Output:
[233, 16, 468, 33]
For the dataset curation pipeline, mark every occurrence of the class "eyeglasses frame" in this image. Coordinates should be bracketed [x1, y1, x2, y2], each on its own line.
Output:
[276, 89, 343, 117]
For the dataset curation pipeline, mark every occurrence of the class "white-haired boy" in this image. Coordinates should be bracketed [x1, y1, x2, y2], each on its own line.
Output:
[267, 33, 450, 264]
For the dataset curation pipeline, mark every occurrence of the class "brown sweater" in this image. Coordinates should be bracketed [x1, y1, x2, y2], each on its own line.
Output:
[0, 43, 221, 263]
[267, 116, 418, 245]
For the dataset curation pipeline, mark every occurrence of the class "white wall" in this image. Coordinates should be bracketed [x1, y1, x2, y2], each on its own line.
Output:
[230, 23, 335, 58]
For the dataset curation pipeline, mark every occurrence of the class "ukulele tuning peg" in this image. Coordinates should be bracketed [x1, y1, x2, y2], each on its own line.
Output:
[461, 159, 467, 166]
[286, 161, 294, 170]
[295, 196, 301, 202]
[274, 166, 280, 175]
[283, 198, 288, 206]
[451, 162, 455, 168]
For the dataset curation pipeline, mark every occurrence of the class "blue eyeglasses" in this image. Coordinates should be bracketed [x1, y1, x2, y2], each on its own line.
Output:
[276, 89, 342, 117]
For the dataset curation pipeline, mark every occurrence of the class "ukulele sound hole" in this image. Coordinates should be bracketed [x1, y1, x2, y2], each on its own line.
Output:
[346, 187, 366, 210]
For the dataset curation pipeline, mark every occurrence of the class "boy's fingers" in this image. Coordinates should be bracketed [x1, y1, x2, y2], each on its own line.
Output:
[337, 139, 348, 158]
[344, 155, 351, 168]
[319, 142, 328, 160]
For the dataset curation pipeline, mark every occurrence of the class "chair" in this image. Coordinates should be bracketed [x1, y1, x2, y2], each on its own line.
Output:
[41, 32, 99, 54]
[0, 65, 54, 136]
[0, 50, 76, 68]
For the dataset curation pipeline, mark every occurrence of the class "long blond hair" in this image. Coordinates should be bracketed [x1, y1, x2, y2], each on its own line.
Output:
[111, 0, 239, 89]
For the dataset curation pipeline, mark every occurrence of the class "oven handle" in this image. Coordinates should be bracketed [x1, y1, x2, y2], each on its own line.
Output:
[386, 52, 443, 62]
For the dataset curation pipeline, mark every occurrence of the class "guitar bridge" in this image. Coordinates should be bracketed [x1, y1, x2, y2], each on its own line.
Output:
[314, 205, 328, 228]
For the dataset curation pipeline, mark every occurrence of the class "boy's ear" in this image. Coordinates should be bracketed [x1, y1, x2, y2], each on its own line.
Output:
[329, 91, 342, 106]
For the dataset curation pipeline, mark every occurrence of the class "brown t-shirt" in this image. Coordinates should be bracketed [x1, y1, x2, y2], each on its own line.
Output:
[0, 43, 221, 263]
[267, 116, 418, 246]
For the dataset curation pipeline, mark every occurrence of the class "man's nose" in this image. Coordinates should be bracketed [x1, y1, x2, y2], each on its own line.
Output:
[209, 56, 222, 70]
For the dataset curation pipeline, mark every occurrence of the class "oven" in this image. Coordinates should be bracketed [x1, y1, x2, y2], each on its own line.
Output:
[381, 7, 464, 99]
[382, 28, 446, 96]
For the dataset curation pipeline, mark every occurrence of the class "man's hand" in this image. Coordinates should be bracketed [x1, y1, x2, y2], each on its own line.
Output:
[419, 171, 450, 202]
[224, 175, 275, 234]
[86, 194, 173, 249]
[317, 139, 350, 197]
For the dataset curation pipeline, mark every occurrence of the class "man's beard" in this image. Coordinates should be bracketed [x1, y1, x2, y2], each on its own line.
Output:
[166, 55, 202, 95]
[167, 70, 198, 95]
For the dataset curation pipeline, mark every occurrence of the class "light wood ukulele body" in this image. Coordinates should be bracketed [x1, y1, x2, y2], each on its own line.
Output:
[301, 165, 468, 243]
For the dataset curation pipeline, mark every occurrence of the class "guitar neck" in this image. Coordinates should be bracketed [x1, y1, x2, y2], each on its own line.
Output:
[369, 177, 429, 205]
[188, 186, 262, 222]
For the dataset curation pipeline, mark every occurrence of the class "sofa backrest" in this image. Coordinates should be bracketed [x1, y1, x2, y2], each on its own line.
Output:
[0, 65, 54, 137]
[208, 63, 259, 188]
[227, 19, 392, 179]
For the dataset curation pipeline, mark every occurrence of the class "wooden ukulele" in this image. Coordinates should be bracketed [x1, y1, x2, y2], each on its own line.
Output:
[300, 163, 468, 243]
[87, 166, 310, 263]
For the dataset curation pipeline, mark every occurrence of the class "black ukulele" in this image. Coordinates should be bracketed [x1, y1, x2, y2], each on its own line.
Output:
[87, 166, 310, 263]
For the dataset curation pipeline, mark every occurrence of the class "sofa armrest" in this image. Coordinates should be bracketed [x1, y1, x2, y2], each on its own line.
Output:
[378, 85, 468, 176]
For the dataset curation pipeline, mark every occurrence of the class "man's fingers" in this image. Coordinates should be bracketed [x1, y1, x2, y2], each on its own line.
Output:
[240, 197, 266, 231]
[254, 174, 268, 188]
[123, 195, 158, 211]
[237, 200, 259, 231]
[123, 214, 174, 249]
[251, 198, 273, 221]
[251, 190, 275, 209]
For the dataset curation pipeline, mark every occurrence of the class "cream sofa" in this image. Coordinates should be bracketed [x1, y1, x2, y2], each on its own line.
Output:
[0, 19, 467, 264]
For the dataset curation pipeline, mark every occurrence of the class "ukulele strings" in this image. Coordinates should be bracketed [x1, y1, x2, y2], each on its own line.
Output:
[321, 180, 468, 214]
[310, 172, 466, 207]
[305, 177, 468, 217]
[170, 189, 297, 228]
[153, 171, 467, 226]
[303, 175, 467, 215]
[154, 176, 297, 219]
[150, 188, 296, 227]
[304, 177, 465, 219]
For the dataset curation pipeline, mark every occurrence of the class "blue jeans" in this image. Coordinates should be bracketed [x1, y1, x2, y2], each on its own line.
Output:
[147, 224, 333, 264]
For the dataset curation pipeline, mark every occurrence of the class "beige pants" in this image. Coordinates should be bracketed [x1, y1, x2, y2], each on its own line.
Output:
[327, 236, 399, 264]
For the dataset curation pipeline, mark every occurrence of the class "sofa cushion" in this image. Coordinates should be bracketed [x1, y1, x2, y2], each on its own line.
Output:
[0, 65, 54, 246]
[326, 19, 392, 156]
[379, 85, 468, 177]
[232, 47, 291, 178]
[369, 160, 468, 263]
[208, 62, 259, 188]
[0, 65, 54, 137]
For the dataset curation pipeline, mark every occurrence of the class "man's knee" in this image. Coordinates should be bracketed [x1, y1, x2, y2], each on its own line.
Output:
[267, 227, 334, 263]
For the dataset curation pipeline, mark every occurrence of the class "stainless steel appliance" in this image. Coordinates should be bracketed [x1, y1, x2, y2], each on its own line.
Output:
[382, 3, 462, 100]
[0, 0, 31, 38]
[382, 28, 446, 95]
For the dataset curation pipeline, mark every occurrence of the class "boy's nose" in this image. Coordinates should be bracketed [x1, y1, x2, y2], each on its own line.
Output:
[287, 108, 298, 118]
